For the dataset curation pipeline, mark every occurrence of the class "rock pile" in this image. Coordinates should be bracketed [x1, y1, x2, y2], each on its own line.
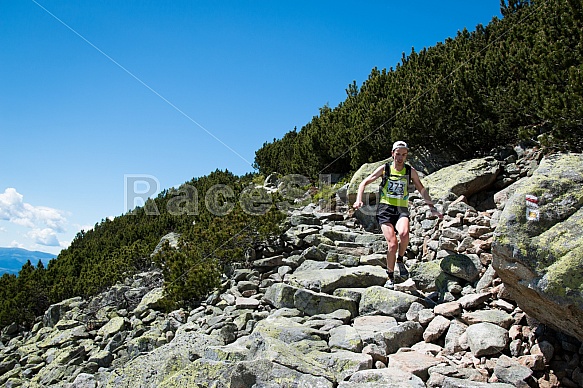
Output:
[1, 147, 582, 387]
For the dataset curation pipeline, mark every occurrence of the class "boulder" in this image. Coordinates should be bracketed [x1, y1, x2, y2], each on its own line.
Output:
[351, 315, 398, 349]
[383, 321, 424, 354]
[42, 297, 84, 328]
[493, 355, 533, 387]
[311, 350, 373, 382]
[359, 286, 421, 321]
[466, 322, 509, 357]
[104, 331, 223, 387]
[252, 316, 328, 344]
[328, 325, 363, 352]
[341, 366, 425, 387]
[388, 349, 443, 381]
[133, 287, 165, 317]
[97, 317, 127, 341]
[159, 358, 334, 387]
[263, 283, 298, 309]
[440, 254, 482, 282]
[294, 288, 358, 317]
[492, 153, 583, 341]
[423, 157, 501, 200]
[287, 265, 386, 293]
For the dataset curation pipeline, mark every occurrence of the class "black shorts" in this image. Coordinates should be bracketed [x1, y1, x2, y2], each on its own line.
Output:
[376, 203, 410, 228]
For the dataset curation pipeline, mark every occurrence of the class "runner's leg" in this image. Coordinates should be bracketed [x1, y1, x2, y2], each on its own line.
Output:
[395, 216, 410, 258]
[380, 222, 398, 273]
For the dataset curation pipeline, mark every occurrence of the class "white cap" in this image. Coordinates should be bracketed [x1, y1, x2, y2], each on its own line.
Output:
[392, 141, 408, 152]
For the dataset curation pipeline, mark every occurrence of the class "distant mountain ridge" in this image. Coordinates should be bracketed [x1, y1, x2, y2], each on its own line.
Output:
[0, 247, 55, 275]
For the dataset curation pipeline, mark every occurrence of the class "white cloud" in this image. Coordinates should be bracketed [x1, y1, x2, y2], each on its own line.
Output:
[27, 228, 60, 247]
[10, 240, 25, 249]
[0, 188, 68, 248]
[0, 188, 67, 232]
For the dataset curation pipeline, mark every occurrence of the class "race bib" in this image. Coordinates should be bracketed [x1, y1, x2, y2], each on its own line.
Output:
[386, 180, 406, 197]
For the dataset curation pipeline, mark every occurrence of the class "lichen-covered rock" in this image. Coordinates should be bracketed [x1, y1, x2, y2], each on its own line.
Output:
[97, 317, 127, 341]
[158, 358, 335, 388]
[245, 330, 336, 381]
[358, 286, 421, 321]
[252, 315, 327, 344]
[329, 325, 363, 352]
[287, 265, 386, 293]
[203, 336, 250, 363]
[340, 365, 425, 387]
[466, 322, 509, 357]
[383, 321, 424, 354]
[37, 325, 90, 349]
[440, 254, 482, 283]
[312, 350, 373, 382]
[409, 259, 444, 292]
[294, 288, 358, 317]
[104, 331, 223, 387]
[133, 287, 165, 317]
[423, 157, 501, 200]
[152, 232, 181, 256]
[262, 282, 298, 309]
[42, 297, 84, 328]
[492, 153, 583, 341]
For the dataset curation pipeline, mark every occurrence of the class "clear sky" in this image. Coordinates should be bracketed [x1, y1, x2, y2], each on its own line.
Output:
[1, 1, 502, 255]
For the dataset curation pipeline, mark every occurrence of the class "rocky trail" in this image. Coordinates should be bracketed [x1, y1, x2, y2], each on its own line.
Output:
[1, 147, 582, 387]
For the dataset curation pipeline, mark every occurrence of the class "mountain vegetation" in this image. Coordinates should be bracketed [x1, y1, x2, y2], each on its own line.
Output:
[254, 0, 583, 177]
[1, 0, 582, 330]
[0, 171, 286, 327]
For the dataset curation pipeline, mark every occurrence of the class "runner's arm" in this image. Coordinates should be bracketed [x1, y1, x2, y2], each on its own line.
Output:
[353, 165, 385, 209]
[411, 168, 443, 218]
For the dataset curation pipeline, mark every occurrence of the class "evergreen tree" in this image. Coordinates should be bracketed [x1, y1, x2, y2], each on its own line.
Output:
[254, 0, 583, 176]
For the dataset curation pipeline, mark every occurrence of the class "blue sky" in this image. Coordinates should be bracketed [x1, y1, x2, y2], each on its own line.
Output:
[0, 1, 502, 254]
